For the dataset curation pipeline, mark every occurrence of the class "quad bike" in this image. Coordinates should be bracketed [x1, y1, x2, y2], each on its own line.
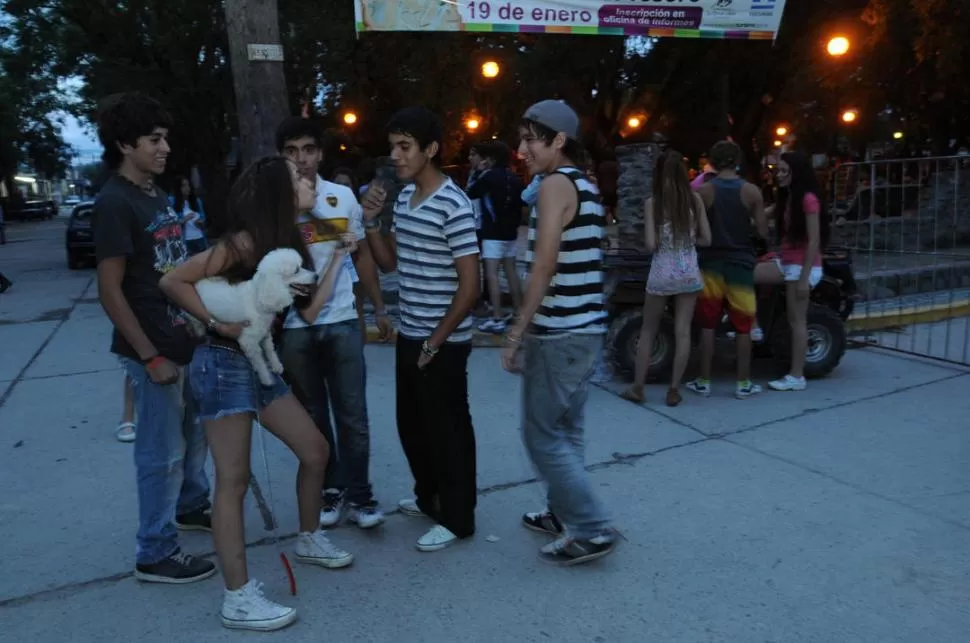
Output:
[604, 246, 857, 383]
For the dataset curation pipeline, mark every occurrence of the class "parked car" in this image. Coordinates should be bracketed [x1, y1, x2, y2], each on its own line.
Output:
[1, 196, 57, 221]
[66, 202, 96, 269]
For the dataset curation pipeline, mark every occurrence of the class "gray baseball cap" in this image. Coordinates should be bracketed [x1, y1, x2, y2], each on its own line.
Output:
[523, 100, 580, 140]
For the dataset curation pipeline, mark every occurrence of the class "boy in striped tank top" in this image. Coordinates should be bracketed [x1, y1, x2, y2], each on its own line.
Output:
[502, 101, 616, 566]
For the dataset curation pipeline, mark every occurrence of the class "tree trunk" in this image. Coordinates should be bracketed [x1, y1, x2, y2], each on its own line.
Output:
[224, 0, 290, 168]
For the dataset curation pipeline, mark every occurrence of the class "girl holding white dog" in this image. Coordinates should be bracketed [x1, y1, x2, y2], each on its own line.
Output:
[160, 156, 355, 631]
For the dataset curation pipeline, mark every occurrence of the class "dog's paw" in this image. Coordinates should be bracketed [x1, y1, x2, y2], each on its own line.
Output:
[268, 359, 284, 375]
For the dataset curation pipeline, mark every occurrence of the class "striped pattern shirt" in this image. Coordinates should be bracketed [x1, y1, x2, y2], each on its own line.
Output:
[393, 178, 480, 343]
[526, 167, 607, 336]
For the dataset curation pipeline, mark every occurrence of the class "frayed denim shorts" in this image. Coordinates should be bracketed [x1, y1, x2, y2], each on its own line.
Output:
[189, 344, 290, 422]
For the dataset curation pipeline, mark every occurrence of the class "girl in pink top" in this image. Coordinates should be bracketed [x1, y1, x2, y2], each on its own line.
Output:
[755, 152, 829, 391]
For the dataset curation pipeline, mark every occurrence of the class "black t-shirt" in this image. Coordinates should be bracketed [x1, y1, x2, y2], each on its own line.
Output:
[93, 175, 197, 365]
[467, 167, 524, 241]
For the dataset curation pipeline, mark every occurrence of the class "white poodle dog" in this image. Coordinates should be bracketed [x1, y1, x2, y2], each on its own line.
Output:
[192, 248, 316, 386]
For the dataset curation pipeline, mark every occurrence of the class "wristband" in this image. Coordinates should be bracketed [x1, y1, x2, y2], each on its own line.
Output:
[374, 309, 389, 318]
[364, 218, 382, 231]
[206, 317, 219, 331]
[146, 356, 166, 370]
[421, 340, 439, 357]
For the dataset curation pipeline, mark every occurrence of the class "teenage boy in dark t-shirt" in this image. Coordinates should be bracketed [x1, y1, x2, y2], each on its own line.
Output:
[93, 93, 214, 584]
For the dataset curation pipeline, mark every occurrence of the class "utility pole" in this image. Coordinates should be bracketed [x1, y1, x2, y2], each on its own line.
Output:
[224, 0, 290, 168]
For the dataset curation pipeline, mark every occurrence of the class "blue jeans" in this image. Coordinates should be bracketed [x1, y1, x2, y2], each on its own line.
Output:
[521, 333, 611, 540]
[123, 359, 211, 565]
[281, 319, 373, 505]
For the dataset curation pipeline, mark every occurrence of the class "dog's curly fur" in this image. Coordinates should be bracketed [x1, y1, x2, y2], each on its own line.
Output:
[191, 248, 316, 385]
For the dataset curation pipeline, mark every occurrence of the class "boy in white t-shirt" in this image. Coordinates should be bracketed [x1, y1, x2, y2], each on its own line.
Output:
[275, 117, 388, 529]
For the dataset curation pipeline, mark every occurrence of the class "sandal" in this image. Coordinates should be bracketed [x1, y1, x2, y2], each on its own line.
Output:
[665, 388, 683, 407]
[620, 386, 646, 404]
[115, 421, 136, 443]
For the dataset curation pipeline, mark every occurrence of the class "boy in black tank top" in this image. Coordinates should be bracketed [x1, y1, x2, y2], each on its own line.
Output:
[687, 141, 769, 400]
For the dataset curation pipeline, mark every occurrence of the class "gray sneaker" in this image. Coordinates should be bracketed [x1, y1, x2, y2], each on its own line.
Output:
[735, 381, 763, 399]
[685, 379, 712, 397]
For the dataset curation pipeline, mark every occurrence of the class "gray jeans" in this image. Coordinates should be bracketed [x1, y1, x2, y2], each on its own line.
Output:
[280, 319, 373, 505]
[522, 332, 611, 540]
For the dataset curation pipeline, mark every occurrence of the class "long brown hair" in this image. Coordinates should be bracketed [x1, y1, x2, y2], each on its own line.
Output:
[215, 156, 313, 283]
[652, 150, 694, 245]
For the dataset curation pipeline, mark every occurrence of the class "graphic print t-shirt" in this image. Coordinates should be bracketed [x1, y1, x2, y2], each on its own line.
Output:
[93, 175, 196, 365]
[283, 178, 365, 329]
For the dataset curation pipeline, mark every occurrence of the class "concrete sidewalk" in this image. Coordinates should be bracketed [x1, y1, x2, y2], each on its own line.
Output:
[2, 220, 969, 642]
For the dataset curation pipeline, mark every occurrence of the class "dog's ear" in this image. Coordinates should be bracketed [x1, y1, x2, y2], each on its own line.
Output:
[253, 271, 294, 312]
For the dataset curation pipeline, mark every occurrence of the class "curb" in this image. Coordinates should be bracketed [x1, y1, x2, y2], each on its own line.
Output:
[847, 301, 970, 332]
[364, 302, 970, 344]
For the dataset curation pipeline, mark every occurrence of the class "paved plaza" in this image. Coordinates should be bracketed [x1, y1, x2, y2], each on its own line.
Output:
[1, 219, 968, 642]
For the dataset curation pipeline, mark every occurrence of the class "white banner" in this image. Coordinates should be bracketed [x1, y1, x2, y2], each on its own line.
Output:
[355, 0, 788, 40]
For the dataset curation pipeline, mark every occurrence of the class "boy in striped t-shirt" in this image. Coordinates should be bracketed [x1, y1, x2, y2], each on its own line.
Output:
[502, 100, 616, 566]
[362, 107, 482, 554]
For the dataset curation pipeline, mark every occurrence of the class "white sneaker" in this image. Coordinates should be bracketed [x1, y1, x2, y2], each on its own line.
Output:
[416, 525, 458, 552]
[769, 374, 807, 391]
[398, 498, 423, 517]
[294, 531, 354, 569]
[347, 504, 385, 530]
[221, 579, 297, 631]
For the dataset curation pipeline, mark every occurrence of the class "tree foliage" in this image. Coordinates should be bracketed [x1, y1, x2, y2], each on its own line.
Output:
[2, 0, 966, 195]
[0, 12, 72, 183]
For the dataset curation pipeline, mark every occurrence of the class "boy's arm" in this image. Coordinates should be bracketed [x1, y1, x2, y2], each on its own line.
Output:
[94, 195, 160, 363]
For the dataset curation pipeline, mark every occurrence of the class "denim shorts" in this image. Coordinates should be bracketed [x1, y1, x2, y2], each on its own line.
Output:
[189, 344, 290, 422]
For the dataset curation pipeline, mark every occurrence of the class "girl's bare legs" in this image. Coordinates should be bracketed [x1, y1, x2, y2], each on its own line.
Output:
[204, 412, 255, 590]
[671, 293, 699, 393]
[501, 255, 523, 312]
[786, 282, 810, 379]
[206, 395, 330, 591]
[622, 294, 667, 402]
[115, 375, 136, 442]
[483, 259, 504, 322]
[122, 376, 135, 423]
[258, 393, 329, 533]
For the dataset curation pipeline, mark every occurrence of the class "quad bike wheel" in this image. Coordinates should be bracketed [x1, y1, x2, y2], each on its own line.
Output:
[609, 309, 675, 382]
[770, 303, 847, 379]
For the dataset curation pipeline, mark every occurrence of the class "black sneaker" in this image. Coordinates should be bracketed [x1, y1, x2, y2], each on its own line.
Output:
[538, 535, 616, 566]
[175, 508, 212, 532]
[522, 510, 564, 536]
[135, 549, 217, 584]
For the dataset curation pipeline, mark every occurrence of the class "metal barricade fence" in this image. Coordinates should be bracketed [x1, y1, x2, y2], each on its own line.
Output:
[826, 155, 970, 365]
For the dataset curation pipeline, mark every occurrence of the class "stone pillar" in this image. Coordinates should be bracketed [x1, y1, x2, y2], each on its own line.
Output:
[615, 143, 658, 250]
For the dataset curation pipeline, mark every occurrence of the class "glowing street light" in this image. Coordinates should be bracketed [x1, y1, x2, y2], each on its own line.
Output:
[773, 140, 783, 148]
[465, 117, 480, 132]
[627, 116, 642, 129]
[775, 126, 789, 137]
[342, 111, 358, 126]
[841, 109, 858, 124]
[481, 60, 500, 79]
[827, 36, 850, 57]
[893, 131, 904, 140]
